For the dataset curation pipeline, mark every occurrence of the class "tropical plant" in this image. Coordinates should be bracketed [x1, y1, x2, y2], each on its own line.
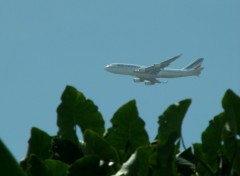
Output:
[0, 85, 240, 176]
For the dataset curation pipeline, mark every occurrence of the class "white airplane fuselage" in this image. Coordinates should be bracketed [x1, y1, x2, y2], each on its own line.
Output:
[105, 55, 204, 85]
[105, 63, 200, 79]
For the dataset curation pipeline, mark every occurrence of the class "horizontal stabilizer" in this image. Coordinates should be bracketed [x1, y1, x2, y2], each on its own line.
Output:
[194, 67, 204, 76]
[184, 58, 204, 70]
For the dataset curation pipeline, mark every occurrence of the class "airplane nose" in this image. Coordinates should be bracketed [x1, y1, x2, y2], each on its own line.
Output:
[105, 64, 113, 72]
[105, 65, 110, 71]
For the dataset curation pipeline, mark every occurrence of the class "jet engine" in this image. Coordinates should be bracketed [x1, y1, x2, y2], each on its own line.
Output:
[144, 80, 154, 85]
[134, 68, 145, 73]
[133, 78, 143, 83]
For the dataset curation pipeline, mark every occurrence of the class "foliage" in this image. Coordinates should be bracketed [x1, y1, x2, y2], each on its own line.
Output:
[1, 85, 240, 176]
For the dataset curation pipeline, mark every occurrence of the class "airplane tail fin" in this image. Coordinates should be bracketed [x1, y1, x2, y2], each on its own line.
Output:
[194, 67, 204, 76]
[183, 58, 204, 70]
[183, 58, 204, 76]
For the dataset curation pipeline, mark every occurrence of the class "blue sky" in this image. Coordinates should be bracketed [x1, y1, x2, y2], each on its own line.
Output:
[0, 1, 240, 160]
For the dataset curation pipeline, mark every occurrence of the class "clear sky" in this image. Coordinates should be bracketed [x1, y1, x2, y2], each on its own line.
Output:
[1, 1, 240, 160]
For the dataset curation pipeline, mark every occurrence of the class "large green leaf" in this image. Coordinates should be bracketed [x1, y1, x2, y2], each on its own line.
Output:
[26, 127, 52, 158]
[153, 99, 191, 176]
[222, 130, 240, 175]
[115, 146, 152, 176]
[176, 147, 196, 176]
[51, 138, 83, 164]
[151, 143, 179, 176]
[157, 99, 191, 145]
[44, 159, 69, 176]
[21, 127, 52, 170]
[26, 154, 47, 176]
[222, 89, 240, 175]
[25, 155, 68, 176]
[201, 113, 224, 164]
[68, 155, 113, 176]
[84, 129, 119, 163]
[57, 86, 105, 144]
[195, 113, 225, 175]
[222, 89, 240, 135]
[104, 100, 149, 161]
[0, 139, 26, 176]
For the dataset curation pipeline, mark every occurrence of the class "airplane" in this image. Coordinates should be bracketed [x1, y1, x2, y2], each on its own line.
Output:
[105, 54, 204, 85]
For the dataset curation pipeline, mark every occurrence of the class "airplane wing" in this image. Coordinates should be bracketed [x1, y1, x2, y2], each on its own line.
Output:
[134, 54, 182, 74]
[154, 54, 182, 69]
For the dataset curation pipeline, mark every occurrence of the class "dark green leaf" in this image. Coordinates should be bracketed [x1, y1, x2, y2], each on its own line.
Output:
[200, 113, 225, 174]
[26, 127, 52, 158]
[194, 119, 223, 176]
[25, 154, 47, 176]
[222, 89, 240, 135]
[115, 146, 152, 176]
[157, 99, 191, 145]
[84, 129, 119, 163]
[150, 144, 178, 176]
[21, 127, 52, 170]
[26, 155, 68, 176]
[104, 100, 149, 161]
[176, 147, 196, 176]
[201, 113, 224, 157]
[223, 129, 240, 175]
[0, 139, 26, 176]
[51, 138, 83, 164]
[44, 159, 69, 176]
[222, 89, 240, 175]
[193, 143, 202, 159]
[68, 155, 112, 176]
[193, 143, 209, 176]
[153, 99, 191, 176]
[57, 86, 105, 144]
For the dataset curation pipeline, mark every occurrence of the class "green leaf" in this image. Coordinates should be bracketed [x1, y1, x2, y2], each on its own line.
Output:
[26, 155, 68, 176]
[201, 113, 224, 161]
[223, 130, 240, 175]
[57, 85, 105, 144]
[157, 99, 191, 145]
[104, 100, 149, 161]
[222, 89, 240, 175]
[26, 154, 47, 176]
[150, 144, 178, 176]
[176, 147, 196, 176]
[0, 139, 26, 176]
[153, 99, 191, 176]
[197, 113, 225, 175]
[193, 143, 216, 176]
[51, 138, 83, 164]
[222, 89, 240, 135]
[26, 127, 52, 158]
[21, 127, 52, 170]
[84, 129, 119, 163]
[115, 146, 152, 176]
[44, 159, 69, 176]
[68, 155, 112, 176]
